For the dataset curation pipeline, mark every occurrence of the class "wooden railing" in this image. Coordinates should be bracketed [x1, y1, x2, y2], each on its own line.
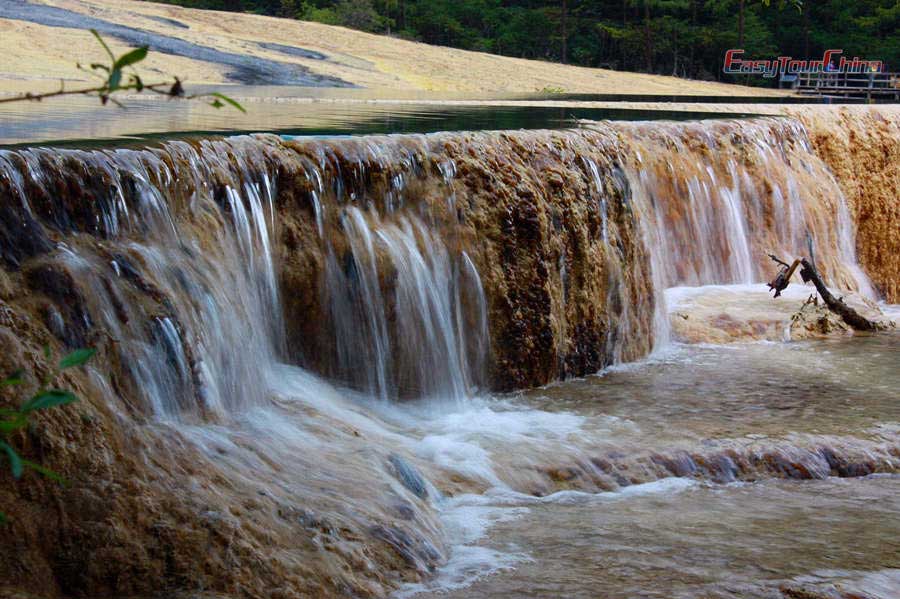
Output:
[795, 71, 900, 100]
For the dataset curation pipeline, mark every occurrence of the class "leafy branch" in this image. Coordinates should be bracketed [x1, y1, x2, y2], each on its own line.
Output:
[0, 30, 245, 112]
[0, 347, 96, 523]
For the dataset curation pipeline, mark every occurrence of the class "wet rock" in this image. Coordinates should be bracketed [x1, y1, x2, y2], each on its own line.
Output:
[0, 326, 26, 384]
[25, 263, 92, 347]
[388, 454, 429, 499]
[546, 466, 580, 482]
[819, 447, 877, 478]
[759, 451, 819, 480]
[0, 268, 14, 300]
[392, 501, 417, 521]
[707, 454, 739, 483]
[40, 303, 66, 341]
[0, 201, 53, 269]
[257, 42, 328, 61]
[651, 452, 699, 478]
[780, 584, 856, 599]
[369, 524, 441, 572]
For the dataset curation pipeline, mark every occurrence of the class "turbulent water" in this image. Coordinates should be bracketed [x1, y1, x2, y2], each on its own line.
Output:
[0, 116, 897, 598]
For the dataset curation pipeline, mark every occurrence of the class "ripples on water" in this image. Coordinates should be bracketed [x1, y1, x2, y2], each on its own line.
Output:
[387, 333, 900, 598]
[1, 107, 898, 598]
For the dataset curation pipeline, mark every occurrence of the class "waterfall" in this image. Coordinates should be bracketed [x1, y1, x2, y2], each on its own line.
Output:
[0, 138, 284, 420]
[607, 118, 876, 347]
[0, 118, 878, 407]
[1, 115, 893, 599]
[324, 208, 486, 403]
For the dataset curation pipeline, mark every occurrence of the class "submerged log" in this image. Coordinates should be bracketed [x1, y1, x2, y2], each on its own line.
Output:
[767, 254, 880, 332]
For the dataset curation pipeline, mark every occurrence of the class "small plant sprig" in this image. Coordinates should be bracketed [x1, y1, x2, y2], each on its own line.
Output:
[0, 30, 245, 112]
[537, 85, 566, 94]
[0, 347, 96, 523]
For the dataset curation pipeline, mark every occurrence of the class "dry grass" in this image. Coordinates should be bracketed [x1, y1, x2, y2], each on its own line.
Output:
[0, 0, 789, 96]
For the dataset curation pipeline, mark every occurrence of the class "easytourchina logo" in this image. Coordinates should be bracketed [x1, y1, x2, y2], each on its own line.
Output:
[723, 49, 884, 78]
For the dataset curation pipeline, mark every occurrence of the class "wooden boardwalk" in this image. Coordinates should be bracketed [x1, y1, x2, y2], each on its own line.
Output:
[796, 71, 900, 101]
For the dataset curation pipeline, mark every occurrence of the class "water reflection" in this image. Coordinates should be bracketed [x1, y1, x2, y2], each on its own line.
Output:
[0, 85, 760, 146]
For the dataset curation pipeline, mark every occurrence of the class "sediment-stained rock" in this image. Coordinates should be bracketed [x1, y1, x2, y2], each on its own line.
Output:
[793, 107, 900, 302]
[0, 111, 898, 598]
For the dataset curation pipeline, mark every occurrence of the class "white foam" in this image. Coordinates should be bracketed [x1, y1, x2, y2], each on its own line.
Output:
[878, 302, 900, 322]
[665, 282, 821, 310]
[393, 495, 531, 598]
[393, 544, 529, 598]
[455, 476, 699, 508]
[392, 477, 699, 597]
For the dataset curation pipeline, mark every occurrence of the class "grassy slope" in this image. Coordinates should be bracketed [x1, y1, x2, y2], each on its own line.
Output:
[0, 0, 787, 96]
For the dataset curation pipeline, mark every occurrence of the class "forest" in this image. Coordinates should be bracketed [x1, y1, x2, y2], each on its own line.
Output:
[144, 1, 899, 84]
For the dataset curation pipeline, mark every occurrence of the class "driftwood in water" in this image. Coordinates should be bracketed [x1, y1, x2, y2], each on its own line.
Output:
[797, 258, 879, 331]
[767, 254, 879, 332]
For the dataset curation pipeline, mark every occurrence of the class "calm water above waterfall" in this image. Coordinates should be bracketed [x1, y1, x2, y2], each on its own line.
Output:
[0, 111, 897, 598]
[0, 86, 761, 146]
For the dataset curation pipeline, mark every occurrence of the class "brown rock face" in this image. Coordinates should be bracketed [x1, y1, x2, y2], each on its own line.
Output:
[0, 111, 897, 598]
[275, 129, 653, 393]
[792, 107, 900, 302]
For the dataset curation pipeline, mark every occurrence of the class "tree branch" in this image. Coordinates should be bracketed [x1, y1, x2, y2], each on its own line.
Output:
[767, 253, 881, 331]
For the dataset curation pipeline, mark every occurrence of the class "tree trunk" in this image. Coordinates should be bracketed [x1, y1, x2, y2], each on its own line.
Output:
[798, 259, 879, 331]
[803, 7, 810, 57]
[672, 27, 679, 76]
[621, 0, 628, 69]
[689, 0, 696, 76]
[561, 0, 568, 64]
[767, 254, 880, 332]
[644, 0, 653, 72]
[738, 0, 745, 48]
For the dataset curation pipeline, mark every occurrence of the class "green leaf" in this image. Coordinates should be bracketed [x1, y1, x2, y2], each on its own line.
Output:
[59, 348, 96, 370]
[0, 414, 27, 434]
[210, 99, 224, 109]
[209, 92, 246, 113]
[22, 459, 65, 484]
[114, 46, 148, 70]
[1, 369, 24, 387]
[43, 345, 51, 361]
[90, 29, 116, 64]
[1, 441, 23, 479]
[0, 511, 5, 524]
[21, 389, 78, 413]
[108, 68, 122, 92]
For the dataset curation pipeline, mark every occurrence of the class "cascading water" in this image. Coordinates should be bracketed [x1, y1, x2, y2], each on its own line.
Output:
[0, 139, 286, 420]
[0, 114, 895, 599]
[615, 118, 874, 293]
[605, 118, 877, 347]
[2, 118, 873, 402]
[323, 207, 488, 403]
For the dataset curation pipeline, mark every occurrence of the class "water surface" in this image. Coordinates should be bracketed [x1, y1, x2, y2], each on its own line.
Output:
[0, 86, 763, 146]
[391, 333, 900, 598]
